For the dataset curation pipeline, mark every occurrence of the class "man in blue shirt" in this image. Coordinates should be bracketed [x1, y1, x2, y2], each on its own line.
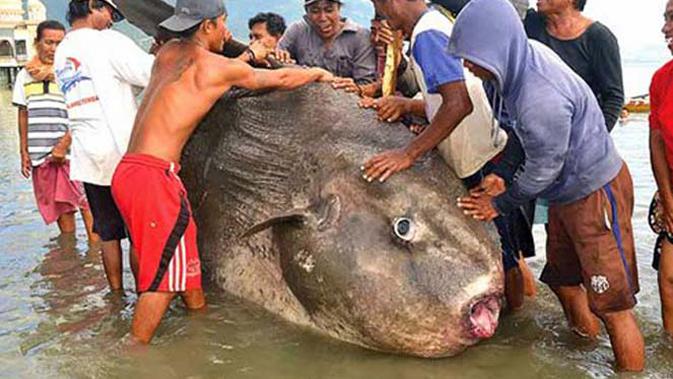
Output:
[362, 1, 472, 182]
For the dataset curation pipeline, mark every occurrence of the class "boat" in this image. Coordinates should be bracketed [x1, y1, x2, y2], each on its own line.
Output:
[624, 94, 650, 113]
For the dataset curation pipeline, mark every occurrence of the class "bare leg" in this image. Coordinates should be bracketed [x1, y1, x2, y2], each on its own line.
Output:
[129, 246, 139, 288]
[56, 212, 77, 234]
[180, 289, 206, 311]
[550, 285, 601, 338]
[518, 253, 537, 298]
[101, 240, 124, 292]
[659, 240, 673, 335]
[131, 292, 175, 344]
[600, 309, 645, 372]
[79, 208, 100, 246]
[505, 266, 524, 311]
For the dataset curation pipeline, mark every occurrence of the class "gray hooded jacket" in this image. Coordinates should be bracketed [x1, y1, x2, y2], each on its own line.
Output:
[448, 0, 623, 214]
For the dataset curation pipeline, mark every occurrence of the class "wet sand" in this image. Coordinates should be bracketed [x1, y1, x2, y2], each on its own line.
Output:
[0, 88, 671, 378]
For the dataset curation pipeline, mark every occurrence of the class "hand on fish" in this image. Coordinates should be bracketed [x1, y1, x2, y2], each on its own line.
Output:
[359, 96, 410, 123]
[376, 96, 410, 123]
[361, 149, 414, 183]
[470, 174, 506, 198]
[358, 96, 376, 109]
[269, 49, 295, 65]
[332, 77, 362, 96]
[456, 194, 500, 222]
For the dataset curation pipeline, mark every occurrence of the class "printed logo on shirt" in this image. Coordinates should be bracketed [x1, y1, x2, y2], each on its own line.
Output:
[56, 57, 92, 94]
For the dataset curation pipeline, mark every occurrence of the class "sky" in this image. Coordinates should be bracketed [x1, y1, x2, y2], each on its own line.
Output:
[581, 0, 670, 95]
[583, 0, 668, 63]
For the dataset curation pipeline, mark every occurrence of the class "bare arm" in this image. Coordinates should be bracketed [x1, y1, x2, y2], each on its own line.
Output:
[17, 107, 31, 178]
[18, 107, 28, 156]
[403, 99, 427, 118]
[218, 57, 334, 92]
[51, 131, 72, 164]
[651, 128, 673, 231]
[359, 96, 427, 122]
[362, 81, 473, 182]
[592, 27, 624, 132]
[404, 81, 472, 160]
[648, 74, 673, 231]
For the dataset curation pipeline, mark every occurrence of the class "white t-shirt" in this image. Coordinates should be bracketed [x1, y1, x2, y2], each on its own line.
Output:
[410, 9, 507, 179]
[12, 69, 70, 167]
[54, 28, 154, 186]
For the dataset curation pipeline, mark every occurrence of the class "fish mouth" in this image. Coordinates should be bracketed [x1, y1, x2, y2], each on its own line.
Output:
[465, 295, 501, 340]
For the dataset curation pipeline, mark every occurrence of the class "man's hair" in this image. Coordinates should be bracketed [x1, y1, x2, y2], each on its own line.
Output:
[36, 20, 66, 41]
[574, 0, 587, 11]
[176, 17, 219, 40]
[66, 0, 107, 26]
[305, 0, 343, 10]
[248, 12, 287, 37]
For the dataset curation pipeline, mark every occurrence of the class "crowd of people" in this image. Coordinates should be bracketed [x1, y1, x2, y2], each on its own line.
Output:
[11, 0, 673, 373]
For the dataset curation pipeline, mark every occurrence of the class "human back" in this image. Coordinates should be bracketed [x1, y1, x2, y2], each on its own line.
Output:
[128, 12, 334, 164]
[128, 40, 236, 163]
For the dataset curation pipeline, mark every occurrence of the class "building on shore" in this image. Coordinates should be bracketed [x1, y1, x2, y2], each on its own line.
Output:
[0, 0, 46, 87]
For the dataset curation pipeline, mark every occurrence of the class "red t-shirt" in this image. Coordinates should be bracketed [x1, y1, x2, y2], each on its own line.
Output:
[650, 59, 673, 168]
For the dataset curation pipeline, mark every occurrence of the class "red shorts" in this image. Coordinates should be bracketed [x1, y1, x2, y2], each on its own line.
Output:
[111, 154, 202, 293]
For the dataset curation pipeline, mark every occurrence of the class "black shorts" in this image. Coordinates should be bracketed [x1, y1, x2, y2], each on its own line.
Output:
[83, 183, 128, 242]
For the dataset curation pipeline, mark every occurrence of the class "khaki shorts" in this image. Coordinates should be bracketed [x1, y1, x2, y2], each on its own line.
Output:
[540, 164, 639, 314]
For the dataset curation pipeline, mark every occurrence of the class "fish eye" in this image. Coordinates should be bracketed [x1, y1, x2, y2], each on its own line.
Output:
[393, 217, 415, 242]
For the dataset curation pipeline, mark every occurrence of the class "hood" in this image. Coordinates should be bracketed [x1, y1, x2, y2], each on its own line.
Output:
[448, 0, 528, 96]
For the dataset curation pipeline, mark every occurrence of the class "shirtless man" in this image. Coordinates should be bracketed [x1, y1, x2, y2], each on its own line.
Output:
[110, 0, 333, 344]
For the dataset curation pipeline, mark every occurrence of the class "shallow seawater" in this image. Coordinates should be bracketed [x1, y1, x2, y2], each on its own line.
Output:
[0, 87, 671, 378]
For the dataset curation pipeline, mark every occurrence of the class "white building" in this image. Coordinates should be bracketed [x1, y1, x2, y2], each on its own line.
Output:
[0, 0, 46, 84]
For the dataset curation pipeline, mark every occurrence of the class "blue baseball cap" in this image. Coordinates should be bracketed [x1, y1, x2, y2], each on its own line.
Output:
[159, 0, 227, 33]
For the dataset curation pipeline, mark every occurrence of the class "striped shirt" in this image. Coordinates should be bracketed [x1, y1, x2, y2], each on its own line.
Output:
[12, 69, 69, 167]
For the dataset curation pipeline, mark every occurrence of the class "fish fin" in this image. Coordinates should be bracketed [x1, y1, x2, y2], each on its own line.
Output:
[240, 211, 308, 239]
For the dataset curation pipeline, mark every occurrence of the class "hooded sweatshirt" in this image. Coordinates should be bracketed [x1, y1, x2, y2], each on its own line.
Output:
[448, 0, 623, 215]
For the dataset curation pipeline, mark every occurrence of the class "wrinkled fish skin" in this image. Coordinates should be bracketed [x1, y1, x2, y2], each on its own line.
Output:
[180, 84, 504, 357]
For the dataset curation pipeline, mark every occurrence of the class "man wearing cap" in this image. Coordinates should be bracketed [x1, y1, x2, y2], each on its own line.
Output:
[54, 0, 154, 293]
[111, 0, 333, 344]
[279, 0, 376, 88]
